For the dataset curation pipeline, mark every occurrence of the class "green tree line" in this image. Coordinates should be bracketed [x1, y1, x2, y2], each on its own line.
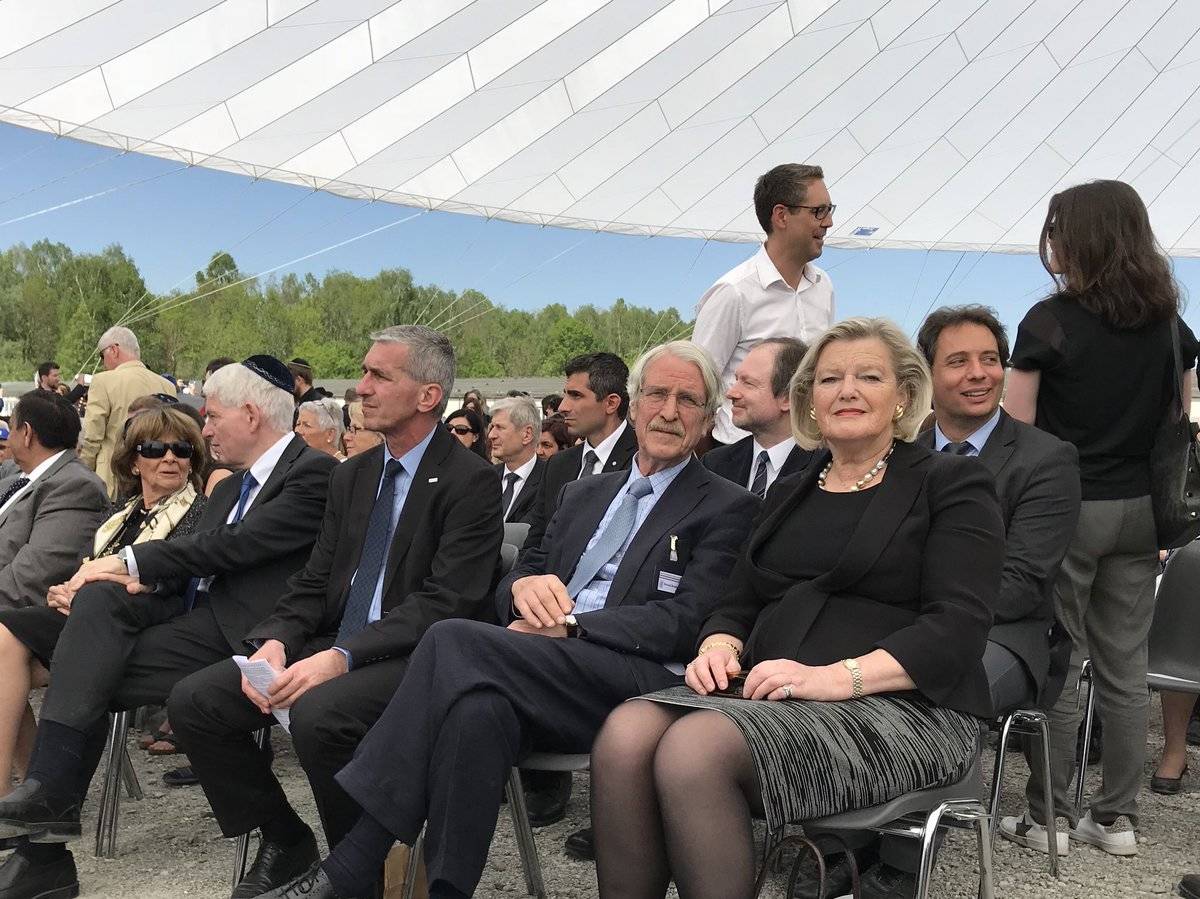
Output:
[0, 241, 693, 382]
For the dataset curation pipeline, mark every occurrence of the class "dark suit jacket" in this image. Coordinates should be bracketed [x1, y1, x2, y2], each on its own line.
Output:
[498, 457, 760, 679]
[920, 411, 1080, 707]
[702, 435, 814, 493]
[523, 421, 638, 553]
[495, 457, 546, 524]
[132, 435, 337, 652]
[247, 424, 503, 667]
[702, 440, 1005, 719]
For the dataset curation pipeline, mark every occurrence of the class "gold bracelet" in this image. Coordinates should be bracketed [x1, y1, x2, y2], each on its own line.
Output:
[698, 641, 741, 658]
[842, 658, 864, 699]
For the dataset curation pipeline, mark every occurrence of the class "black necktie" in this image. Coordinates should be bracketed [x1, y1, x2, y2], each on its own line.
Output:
[750, 451, 769, 499]
[501, 471, 520, 520]
[942, 441, 974, 455]
[337, 459, 404, 643]
[579, 450, 600, 479]
[0, 477, 30, 509]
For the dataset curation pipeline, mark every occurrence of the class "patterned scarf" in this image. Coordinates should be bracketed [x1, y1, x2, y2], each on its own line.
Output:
[89, 483, 199, 560]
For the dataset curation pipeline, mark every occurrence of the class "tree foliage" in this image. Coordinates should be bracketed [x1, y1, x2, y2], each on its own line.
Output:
[0, 240, 691, 381]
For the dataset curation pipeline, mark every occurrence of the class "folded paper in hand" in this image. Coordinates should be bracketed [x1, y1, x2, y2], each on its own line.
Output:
[232, 655, 290, 733]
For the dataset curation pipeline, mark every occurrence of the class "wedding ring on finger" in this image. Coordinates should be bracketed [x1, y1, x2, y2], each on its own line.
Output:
[781, 684, 793, 700]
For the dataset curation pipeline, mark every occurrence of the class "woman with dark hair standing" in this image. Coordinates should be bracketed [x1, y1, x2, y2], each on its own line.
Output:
[1000, 180, 1199, 857]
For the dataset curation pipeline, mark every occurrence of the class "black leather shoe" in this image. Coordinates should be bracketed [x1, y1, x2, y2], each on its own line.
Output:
[0, 781, 80, 843]
[230, 829, 320, 899]
[1151, 765, 1188, 795]
[0, 848, 79, 899]
[258, 863, 347, 899]
[563, 827, 594, 861]
[789, 851, 859, 899]
[857, 862, 916, 899]
[1179, 872, 1200, 899]
[162, 766, 200, 787]
[523, 771, 571, 828]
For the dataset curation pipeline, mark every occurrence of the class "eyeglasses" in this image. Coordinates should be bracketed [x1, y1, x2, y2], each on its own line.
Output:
[638, 387, 704, 411]
[136, 440, 195, 459]
[784, 203, 836, 221]
[446, 424, 475, 436]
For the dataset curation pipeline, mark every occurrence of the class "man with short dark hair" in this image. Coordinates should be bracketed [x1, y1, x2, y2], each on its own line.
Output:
[702, 337, 812, 496]
[34, 363, 60, 393]
[693, 163, 835, 445]
[288, 358, 326, 405]
[0, 392, 108, 611]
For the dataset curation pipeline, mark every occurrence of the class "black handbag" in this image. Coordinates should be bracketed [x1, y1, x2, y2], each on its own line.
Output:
[1149, 317, 1200, 549]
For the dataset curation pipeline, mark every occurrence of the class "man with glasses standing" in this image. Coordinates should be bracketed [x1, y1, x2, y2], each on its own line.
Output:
[693, 163, 836, 447]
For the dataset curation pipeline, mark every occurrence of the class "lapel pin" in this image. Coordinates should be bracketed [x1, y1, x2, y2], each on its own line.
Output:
[669, 534, 678, 562]
[427, 477, 439, 483]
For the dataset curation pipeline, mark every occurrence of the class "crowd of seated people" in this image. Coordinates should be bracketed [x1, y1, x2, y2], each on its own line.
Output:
[0, 173, 1196, 899]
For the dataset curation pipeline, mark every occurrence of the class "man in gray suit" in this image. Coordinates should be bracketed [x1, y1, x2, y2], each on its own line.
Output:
[0, 391, 109, 610]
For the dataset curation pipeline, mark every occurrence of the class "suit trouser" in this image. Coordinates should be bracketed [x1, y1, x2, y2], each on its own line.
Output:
[168, 650, 409, 846]
[1025, 496, 1158, 826]
[335, 618, 681, 896]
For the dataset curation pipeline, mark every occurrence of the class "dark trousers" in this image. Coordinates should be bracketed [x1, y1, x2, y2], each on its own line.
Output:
[168, 650, 409, 846]
[335, 619, 680, 896]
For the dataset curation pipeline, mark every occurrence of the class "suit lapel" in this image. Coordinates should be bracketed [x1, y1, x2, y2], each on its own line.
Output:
[249, 435, 305, 507]
[560, 474, 627, 582]
[607, 458, 706, 606]
[976, 410, 1017, 479]
[0, 452, 74, 528]
[603, 423, 638, 473]
[379, 427, 451, 596]
[508, 459, 544, 521]
[343, 445, 385, 562]
[733, 437, 754, 485]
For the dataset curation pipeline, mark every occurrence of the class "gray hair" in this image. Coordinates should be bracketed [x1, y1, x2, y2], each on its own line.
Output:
[96, 325, 140, 357]
[370, 325, 456, 417]
[628, 340, 722, 419]
[490, 396, 540, 432]
[790, 317, 933, 450]
[298, 398, 344, 440]
[203, 362, 295, 433]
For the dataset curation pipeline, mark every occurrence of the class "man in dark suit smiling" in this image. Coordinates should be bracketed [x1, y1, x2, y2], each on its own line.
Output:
[268, 340, 760, 899]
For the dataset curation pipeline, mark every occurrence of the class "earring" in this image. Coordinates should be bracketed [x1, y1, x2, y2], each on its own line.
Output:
[132, 468, 139, 476]
[894, 405, 904, 421]
[808, 407, 817, 420]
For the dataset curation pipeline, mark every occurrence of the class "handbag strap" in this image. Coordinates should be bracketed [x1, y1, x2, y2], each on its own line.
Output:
[1168, 316, 1185, 419]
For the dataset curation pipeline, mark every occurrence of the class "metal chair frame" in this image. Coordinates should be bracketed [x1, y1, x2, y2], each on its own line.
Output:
[230, 727, 271, 889]
[94, 709, 145, 859]
[989, 708, 1059, 875]
[502, 752, 591, 899]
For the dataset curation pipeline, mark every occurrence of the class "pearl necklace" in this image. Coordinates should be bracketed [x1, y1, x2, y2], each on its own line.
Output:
[818, 441, 896, 492]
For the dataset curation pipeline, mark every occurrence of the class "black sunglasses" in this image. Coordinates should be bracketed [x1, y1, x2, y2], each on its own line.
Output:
[136, 440, 195, 459]
[446, 424, 475, 435]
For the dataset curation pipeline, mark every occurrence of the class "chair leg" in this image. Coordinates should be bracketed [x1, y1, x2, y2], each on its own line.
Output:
[1073, 667, 1097, 815]
[505, 768, 547, 899]
[988, 716, 1015, 851]
[914, 802, 951, 899]
[976, 811, 995, 899]
[120, 745, 142, 801]
[1033, 715, 1060, 877]
[402, 829, 425, 899]
[231, 728, 270, 890]
[94, 711, 130, 859]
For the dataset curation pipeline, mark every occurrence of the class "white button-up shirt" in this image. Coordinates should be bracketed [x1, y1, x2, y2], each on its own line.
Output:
[501, 452, 538, 518]
[693, 245, 834, 443]
[0, 450, 66, 518]
[748, 436, 798, 495]
[580, 420, 629, 477]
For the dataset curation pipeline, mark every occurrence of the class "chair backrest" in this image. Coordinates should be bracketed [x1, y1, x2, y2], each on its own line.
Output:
[500, 542, 519, 576]
[504, 521, 530, 550]
[1148, 540, 1200, 692]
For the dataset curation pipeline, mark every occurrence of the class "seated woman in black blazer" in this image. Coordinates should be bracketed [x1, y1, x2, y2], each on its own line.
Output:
[591, 317, 1005, 899]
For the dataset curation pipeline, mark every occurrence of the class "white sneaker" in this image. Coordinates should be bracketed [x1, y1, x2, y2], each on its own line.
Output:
[1069, 810, 1138, 856]
[999, 811, 1069, 856]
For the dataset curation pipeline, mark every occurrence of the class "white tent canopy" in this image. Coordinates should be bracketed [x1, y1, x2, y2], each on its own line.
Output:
[2, 0, 1200, 254]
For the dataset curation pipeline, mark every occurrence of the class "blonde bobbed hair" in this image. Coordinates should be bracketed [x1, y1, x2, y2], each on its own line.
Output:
[789, 317, 932, 451]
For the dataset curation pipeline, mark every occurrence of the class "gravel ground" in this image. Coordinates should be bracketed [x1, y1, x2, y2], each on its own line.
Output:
[3, 694, 1196, 898]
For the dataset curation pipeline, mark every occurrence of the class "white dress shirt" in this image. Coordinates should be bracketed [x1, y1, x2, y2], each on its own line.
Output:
[748, 436, 797, 495]
[0, 450, 66, 518]
[580, 420, 630, 477]
[693, 245, 835, 443]
[501, 452, 538, 518]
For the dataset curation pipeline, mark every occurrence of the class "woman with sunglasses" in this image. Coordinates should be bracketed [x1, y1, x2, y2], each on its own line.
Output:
[0, 407, 208, 795]
[444, 408, 489, 460]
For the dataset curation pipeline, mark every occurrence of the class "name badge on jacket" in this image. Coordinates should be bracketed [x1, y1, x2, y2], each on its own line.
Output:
[657, 571, 682, 594]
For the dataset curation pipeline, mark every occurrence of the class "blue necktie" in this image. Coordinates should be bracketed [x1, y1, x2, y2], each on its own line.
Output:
[750, 451, 769, 499]
[942, 441, 973, 455]
[337, 459, 404, 642]
[186, 472, 257, 610]
[565, 477, 654, 598]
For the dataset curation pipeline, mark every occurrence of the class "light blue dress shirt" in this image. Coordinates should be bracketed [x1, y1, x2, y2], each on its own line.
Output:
[933, 407, 1002, 457]
[572, 456, 690, 615]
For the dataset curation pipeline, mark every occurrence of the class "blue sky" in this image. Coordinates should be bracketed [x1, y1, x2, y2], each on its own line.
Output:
[3, 122, 1200, 338]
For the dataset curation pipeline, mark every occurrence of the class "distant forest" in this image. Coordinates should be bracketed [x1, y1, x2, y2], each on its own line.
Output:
[0, 241, 693, 381]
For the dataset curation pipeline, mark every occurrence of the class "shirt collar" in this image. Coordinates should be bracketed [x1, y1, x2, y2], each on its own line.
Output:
[385, 422, 437, 474]
[505, 452, 538, 482]
[752, 243, 819, 292]
[933, 407, 1002, 453]
[751, 435, 797, 473]
[625, 453, 690, 495]
[247, 432, 295, 487]
[22, 450, 67, 484]
[585, 419, 629, 467]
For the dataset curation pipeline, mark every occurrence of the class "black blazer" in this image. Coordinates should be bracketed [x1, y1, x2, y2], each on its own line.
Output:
[133, 436, 337, 653]
[495, 458, 546, 525]
[498, 457, 759, 683]
[701, 440, 1005, 719]
[702, 436, 814, 493]
[247, 424, 503, 667]
[523, 421, 638, 553]
[920, 411, 1080, 708]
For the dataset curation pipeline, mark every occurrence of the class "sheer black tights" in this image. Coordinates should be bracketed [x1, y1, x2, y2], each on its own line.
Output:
[592, 701, 763, 899]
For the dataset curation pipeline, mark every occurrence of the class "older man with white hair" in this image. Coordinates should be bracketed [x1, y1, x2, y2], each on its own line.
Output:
[79, 325, 176, 498]
[0, 355, 337, 899]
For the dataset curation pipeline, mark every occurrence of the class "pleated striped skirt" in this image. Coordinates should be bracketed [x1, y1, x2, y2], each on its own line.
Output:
[642, 685, 981, 833]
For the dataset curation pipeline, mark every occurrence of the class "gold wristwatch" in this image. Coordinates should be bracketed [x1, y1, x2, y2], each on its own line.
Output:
[842, 657, 864, 699]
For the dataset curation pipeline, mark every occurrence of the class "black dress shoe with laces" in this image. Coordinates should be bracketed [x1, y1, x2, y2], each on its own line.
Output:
[855, 862, 916, 899]
[523, 771, 571, 827]
[258, 863, 347, 899]
[0, 848, 79, 899]
[230, 830, 320, 899]
[563, 827, 594, 861]
[789, 851, 860, 899]
[0, 781, 80, 843]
